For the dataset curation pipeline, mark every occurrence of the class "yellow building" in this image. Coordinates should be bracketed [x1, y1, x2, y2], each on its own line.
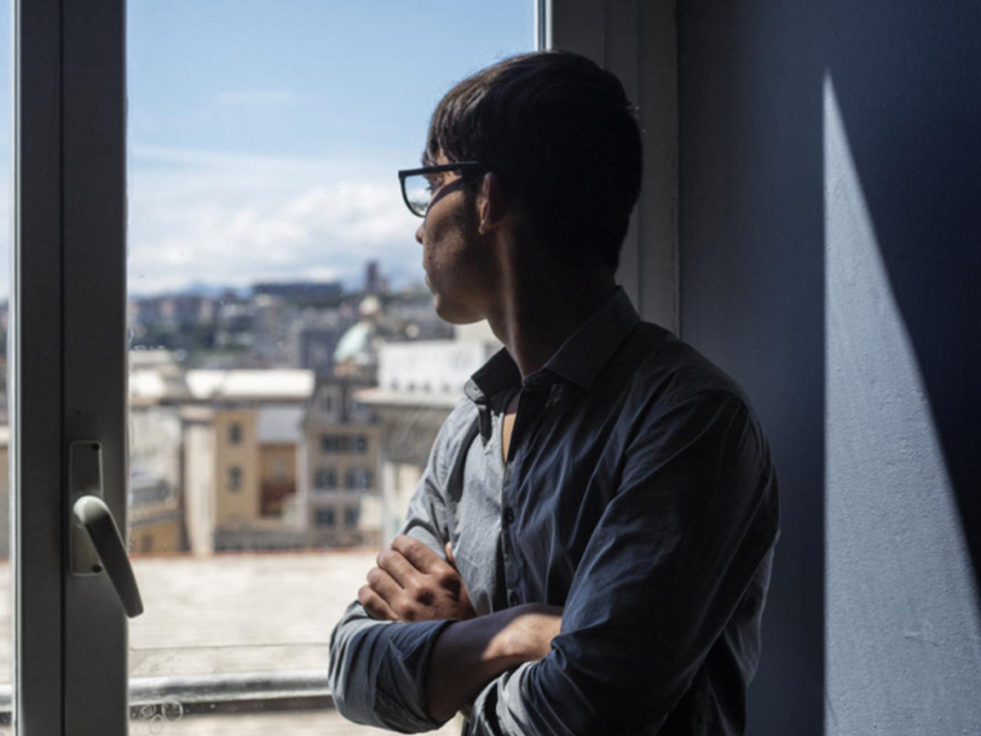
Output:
[180, 368, 315, 553]
[210, 405, 308, 551]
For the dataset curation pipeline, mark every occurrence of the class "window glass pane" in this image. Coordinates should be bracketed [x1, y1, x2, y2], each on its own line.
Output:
[0, 0, 11, 731]
[125, 2, 531, 733]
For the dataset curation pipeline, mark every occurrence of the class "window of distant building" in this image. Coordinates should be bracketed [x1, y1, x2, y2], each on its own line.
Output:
[319, 433, 338, 453]
[315, 508, 336, 527]
[319, 433, 369, 454]
[272, 457, 287, 483]
[344, 507, 360, 528]
[315, 467, 337, 489]
[345, 468, 373, 490]
[229, 422, 243, 445]
[229, 465, 242, 491]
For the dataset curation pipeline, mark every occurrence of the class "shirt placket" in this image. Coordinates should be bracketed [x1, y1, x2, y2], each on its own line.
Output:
[499, 378, 552, 608]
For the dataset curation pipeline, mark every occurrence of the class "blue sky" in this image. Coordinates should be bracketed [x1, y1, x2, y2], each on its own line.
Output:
[1, 1, 535, 296]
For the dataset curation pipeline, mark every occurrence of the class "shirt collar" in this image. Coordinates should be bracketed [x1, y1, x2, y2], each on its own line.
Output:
[465, 347, 521, 406]
[538, 286, 640, 390]
[464, 286, 641, 403]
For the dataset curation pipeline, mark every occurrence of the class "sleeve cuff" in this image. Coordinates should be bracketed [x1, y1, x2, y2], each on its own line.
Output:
[375, 618, 457, 732]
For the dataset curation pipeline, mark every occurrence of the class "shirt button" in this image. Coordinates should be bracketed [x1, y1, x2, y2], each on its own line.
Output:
[508, 591, 519, 607]
[502, 507, 514, 526]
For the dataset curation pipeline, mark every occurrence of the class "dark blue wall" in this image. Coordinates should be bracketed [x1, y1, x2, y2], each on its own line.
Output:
[677, 1, 981, 733]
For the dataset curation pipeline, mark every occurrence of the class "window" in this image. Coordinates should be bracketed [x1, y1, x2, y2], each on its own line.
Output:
[10, 0, 535, 732]
[344, 468, 373, 490]
[319, 433, 369, 454]
[315, 467, 337, 489]
[319, 434, 337, 453]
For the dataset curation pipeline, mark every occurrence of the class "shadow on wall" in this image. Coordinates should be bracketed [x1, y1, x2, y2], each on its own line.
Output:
[678, 2, 827, 734]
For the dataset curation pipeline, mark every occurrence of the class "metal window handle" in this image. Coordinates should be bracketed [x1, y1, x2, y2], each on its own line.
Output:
[69, 441, 144, 618]
[72, 495, 144, 618]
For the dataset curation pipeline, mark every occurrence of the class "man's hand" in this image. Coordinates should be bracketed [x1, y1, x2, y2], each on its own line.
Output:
[359, 534, 476, 622]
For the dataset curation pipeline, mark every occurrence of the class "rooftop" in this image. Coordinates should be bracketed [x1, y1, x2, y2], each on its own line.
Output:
[186, 369, 315, 401]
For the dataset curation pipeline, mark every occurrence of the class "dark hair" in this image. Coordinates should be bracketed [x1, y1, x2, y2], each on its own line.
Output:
[426, 51, 642, 271]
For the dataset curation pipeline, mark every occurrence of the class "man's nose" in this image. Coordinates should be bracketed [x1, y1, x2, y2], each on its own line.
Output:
[415, 222, 425, 244]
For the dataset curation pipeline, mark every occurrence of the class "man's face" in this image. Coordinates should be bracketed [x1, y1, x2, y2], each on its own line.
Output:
[415, 154, 497, 324]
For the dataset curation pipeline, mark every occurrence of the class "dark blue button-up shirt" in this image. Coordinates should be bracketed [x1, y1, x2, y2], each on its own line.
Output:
[328, 288, 779, 734]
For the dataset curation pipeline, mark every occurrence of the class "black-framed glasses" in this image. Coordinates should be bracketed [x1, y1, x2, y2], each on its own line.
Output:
[397, 161, 485, 217]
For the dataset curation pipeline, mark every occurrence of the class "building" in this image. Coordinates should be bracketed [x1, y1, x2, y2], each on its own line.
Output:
[0, 427, 7, 558]
[128, 349, 189, 554]
[357, 324, 499, 540]
[181, 369, 315, 553]
[304, 376, 382, 548]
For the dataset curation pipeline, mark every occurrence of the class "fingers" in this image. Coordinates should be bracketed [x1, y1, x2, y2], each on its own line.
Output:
[376, 547, 417, 586]
[391, 534, 445, 573]
[444, 541, 458, 570]
[358, 584, 398, 620]
[365, 564, 402, 601]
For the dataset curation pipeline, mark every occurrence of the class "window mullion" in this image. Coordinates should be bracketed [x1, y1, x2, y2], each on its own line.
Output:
[60, 0, 128, 733]
[14, 0, 129, 734]
[13, 0, 66, 733]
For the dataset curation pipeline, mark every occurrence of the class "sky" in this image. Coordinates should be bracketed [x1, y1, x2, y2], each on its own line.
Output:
[0, 0, 535, 297]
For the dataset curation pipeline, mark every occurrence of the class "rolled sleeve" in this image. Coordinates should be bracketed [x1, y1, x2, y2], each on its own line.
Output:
[328, 603, 454, 732]
[465, 392, 779, 735]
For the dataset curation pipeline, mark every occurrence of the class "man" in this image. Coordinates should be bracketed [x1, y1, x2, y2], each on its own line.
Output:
[328, 51, 778, 735]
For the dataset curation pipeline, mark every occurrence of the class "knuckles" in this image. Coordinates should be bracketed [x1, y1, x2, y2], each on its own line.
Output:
[433, 569, 461, 592]
[376, 548, 397, 568]
[358, 540, 473, 623]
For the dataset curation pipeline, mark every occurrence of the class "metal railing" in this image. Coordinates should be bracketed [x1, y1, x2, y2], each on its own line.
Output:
[0, 670, 334, 724]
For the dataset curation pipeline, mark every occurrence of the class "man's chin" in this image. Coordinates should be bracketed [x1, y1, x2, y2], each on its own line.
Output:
[431, 295, 482, 326]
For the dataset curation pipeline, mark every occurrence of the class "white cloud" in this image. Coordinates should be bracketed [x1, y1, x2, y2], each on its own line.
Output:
[126, 146, 422, 295]
[0, 147, 423, 299]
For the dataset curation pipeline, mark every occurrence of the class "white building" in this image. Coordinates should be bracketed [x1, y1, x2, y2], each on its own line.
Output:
[357, 325, 499, 540]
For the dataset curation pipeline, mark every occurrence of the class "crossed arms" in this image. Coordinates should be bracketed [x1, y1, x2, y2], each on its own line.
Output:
[358, 533, 562, 721]
[327, 392, 778, 734]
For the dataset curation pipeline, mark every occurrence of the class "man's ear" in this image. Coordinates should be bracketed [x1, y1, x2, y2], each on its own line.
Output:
[477, 172, 508, 235]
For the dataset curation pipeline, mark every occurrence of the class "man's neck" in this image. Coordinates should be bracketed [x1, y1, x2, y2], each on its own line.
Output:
[486, 269, 616, 379]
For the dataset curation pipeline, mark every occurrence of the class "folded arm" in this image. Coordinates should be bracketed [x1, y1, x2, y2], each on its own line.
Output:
[361, 533, 562, 721]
